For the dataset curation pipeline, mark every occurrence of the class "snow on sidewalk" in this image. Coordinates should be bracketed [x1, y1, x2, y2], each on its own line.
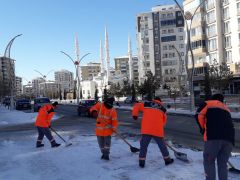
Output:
[0, 134, 239, 180]
[0, 105, 61, 126]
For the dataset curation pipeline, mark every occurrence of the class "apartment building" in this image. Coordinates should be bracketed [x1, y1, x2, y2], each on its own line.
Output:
[184, 0, 240, 93]
[39, 81, 60, 98]
[15, 76, 22, 96]
[32, 77, 45, 97]
[80, 62, 101, 81]
[136, 5, 187, 88]
[54, 69, 74, 92]
[114, 56, 139, 83]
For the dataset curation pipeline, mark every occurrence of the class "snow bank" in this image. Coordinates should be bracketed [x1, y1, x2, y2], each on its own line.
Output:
[0, 106, 61, 126]
[0, 134, 239, 180]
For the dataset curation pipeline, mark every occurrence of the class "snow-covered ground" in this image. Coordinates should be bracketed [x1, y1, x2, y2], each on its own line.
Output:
[0, 105, 239, 180]
[0, 106, 62, 126]
[1, 134, 239, 180]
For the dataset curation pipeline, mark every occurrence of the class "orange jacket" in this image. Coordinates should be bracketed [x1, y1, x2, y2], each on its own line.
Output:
[132, 100, 167, 137]
[90, 102, 118, 136]
[35, 104, 55, 128]
[197, 100, 234, 144]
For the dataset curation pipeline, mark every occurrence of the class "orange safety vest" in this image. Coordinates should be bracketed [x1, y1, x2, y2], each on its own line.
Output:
[197, 100, 232, 142]
[132, 100, 167, 137]
[35, 104, 55, 128]
[90, 102, 118, 136]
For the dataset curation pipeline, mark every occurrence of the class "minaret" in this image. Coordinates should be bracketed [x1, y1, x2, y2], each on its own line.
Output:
[105, 27, 110, 85]
[128, 35, 133, 83]
[100, 39, 105, 75]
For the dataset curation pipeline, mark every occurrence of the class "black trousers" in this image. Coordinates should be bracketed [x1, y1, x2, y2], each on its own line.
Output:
[37, 127, 54, 143]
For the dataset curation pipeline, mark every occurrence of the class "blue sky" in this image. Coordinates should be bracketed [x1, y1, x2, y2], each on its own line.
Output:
[0, 0, 182, 84]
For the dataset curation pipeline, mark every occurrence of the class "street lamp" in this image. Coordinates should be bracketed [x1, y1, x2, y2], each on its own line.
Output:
[34, 69, 54, 97]
[3, 34, 23, 110]
[173, 0, 207, 111]
[60, 51, 91, 104]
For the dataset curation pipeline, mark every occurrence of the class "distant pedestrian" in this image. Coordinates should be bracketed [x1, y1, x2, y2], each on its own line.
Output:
[132, 97, 174, 168]
[35, 101, 61, 148]
[90, 97, 118, 160]
[195, 93, 235, 180]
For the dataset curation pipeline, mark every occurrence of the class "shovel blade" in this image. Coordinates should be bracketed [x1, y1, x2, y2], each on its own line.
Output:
[130, 146, 140, 153]
[229, 167, 240, 174]
[174, 152, 189, 162]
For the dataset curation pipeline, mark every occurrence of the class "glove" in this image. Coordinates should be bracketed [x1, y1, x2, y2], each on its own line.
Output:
[133, 116, 138, 120]
[48, 125, 51, 128]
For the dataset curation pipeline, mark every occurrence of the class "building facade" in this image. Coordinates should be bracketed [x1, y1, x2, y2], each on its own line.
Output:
[39, 81, 60, 99]
[80, 62, 101, 81]
[136, 5, 187, 89]
[54, 69, 74, 93]
[32, 77, 45, 97]
[15, 76, 22, 96]
[114, 56, 139, 83]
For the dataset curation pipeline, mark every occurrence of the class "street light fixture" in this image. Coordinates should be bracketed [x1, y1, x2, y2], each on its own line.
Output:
[60, 51, 91, 104]
[3, 34, 23, 110]
[173, 0, 207, 111]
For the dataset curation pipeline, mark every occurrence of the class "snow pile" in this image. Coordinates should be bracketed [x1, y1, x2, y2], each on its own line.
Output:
[0, 134, 239, 180]
[0, 106, 61, 126]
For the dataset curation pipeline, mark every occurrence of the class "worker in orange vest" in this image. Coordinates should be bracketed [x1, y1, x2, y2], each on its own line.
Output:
[35, 101, 61, 148]
[90, 97, 118, 160]
[196, 94, 235, 180]
[132, 97, 173, 168]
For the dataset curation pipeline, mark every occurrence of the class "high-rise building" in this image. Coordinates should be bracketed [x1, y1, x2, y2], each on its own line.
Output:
[114, 56, 139, 83]
[39, 81, 60, 99]
[136, 5, 187, 88]
[81, 62, 101, 81]
[184, 0, 240, 93]
[54, 69, 74, 92]
[15, 76, 22, 96]
[0, 57, 15, 96]
[32, 77, 45, 97]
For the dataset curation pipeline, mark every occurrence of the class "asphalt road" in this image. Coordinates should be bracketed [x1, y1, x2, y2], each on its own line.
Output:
[0, 104, 239, 152]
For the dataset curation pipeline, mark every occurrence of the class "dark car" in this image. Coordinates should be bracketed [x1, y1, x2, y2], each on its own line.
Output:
[77, 99, 97, 117]
[33, 97, 51, 112]
[16, 99, 31, 110]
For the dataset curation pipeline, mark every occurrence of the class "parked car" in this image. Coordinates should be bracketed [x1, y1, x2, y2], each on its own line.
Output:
[77, 99, 97, 117]
[33, 97, 50, 112]
[15, 99, 31, 110]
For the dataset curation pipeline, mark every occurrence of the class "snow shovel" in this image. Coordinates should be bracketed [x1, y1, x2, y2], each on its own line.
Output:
[112, 129, 140, 153]
[165, 142, 189, 162]
[50, 127, 72, 147]
[228, 161, 240, 174]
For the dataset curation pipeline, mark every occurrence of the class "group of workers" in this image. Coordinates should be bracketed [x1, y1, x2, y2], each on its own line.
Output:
[35, 93, 235, 180]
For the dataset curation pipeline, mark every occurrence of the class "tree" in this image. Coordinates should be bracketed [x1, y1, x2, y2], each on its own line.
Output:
[209, 59, 233, 93]
[63, 90, 67, 100]
[204, 66, 212, 100]
[59, 88, 62, 100]
[121, 79, 131, 96]
[138, 72, 160, 100]
[131, 83, 136, 102]
[94, 87, 99, 101]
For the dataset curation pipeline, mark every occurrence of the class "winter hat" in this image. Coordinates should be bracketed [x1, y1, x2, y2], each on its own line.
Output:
[105, 97, 115, 105]
[52, 101, 59, 107]
[211, 94, 224, 102]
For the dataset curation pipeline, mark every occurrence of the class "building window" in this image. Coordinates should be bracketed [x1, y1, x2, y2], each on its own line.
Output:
[162, 29, 167, 34]
[206, 0, 215, 10]
[223, 21, 230, 34]
[181, 52, 184, 56]
[161, 19, 176, 26]
[178, 28, 183, 32]
[237, 2, 240, 14]
[163, 53, 168, 58]
[206, 10, 215, 24]
[224, 36, 231, 48]
[179, 36, 183, 40]
[223, 7, 230, 20]
[208, 38, 217, 51]
[225, 50, 232, 62]
[163, 45, 168, 50]
[168, 29, 174, 33]
[179, 44, 184, 48]
[161, 35, 176, 42]
[169, 53, 175, 58]
[167, 13, 174, 18]
[207, 24, 216, 37]
[238, 18, 240, 30]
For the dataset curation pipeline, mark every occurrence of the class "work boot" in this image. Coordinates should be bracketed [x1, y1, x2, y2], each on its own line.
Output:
[51, 140, 61, 148]
[103, 154, 109, 160]
[165, 158, 174, 166]
[36, 142, 44, 148]
[139, 160, 145, 168]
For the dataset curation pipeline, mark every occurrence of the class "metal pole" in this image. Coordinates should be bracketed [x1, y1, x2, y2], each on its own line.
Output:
[173, 0, 207, 111]
[4, 34, 23, 110]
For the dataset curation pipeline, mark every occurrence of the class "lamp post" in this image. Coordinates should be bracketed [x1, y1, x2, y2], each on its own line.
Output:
[60, 51, 90, 104]
[34, 69, 54, 97]
[173, 0, 207, 111]
[3, 34, 23, 110]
